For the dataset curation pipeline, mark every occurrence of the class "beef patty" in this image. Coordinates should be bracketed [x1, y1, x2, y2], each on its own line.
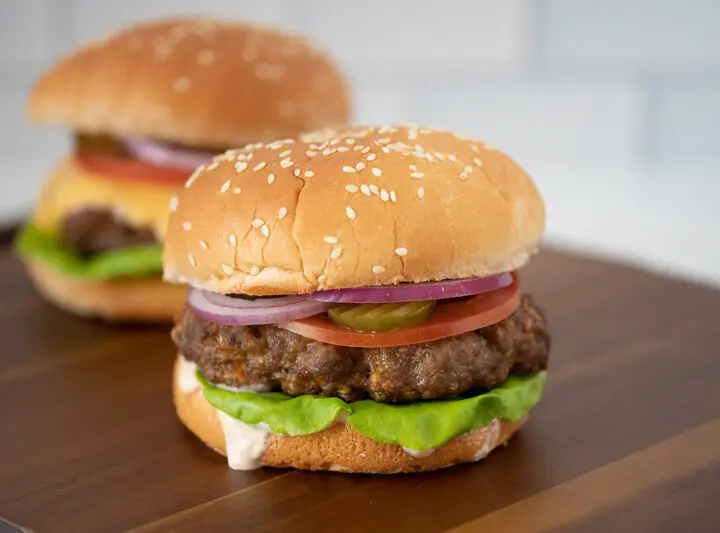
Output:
[173, 295, 550, 403]
[61, 208, 157, 256]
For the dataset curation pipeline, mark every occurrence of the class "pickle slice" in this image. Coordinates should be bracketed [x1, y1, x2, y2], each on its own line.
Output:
[328, 301, 436, 332]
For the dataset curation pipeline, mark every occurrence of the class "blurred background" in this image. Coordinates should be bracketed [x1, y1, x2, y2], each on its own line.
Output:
[0, 0, 718, 284]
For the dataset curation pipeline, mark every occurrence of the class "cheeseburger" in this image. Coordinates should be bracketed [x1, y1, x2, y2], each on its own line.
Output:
[165, 125, 550, 473]
[15, 17, 350, 321]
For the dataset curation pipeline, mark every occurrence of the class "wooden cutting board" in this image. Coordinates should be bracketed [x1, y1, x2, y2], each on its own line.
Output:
[0, 244, 718, 533]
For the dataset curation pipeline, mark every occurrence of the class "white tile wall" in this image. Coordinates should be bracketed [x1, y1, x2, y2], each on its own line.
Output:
[0, 0, 719, 284]
[540, 0, 720, 65]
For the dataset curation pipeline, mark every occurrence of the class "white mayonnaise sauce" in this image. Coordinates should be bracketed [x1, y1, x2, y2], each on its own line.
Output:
[402, 447, 436, 458]
[472, 419, 501, 462]
[178, 358, 200, 394]
[216, 410, 269, 470]
[216, 382, 271, 393]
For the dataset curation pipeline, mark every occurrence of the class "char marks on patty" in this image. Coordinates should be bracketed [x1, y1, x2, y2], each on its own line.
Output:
[61, 207, 157, 256]
[172, 295, 550, 403]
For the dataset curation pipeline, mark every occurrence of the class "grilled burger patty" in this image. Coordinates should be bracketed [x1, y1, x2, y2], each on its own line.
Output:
[61, 207, 157, 256]
[173, 295, 550, 403]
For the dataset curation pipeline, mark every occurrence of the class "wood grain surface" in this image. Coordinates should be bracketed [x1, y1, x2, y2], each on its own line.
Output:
[0, 245, 718, 533]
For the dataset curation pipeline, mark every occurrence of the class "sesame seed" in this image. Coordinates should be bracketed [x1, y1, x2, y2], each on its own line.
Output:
[377, 138, 391, 144]
[337, 146, 350, 153]
[362, 147, 372, 155]
[395, 247, 408, 257]
[182, 221, 192, 231]
[280, 158, 294, 168]
[484, 145, 496, 150]
[342, 166, 356, 174]
[317, 274, 327, 283]
[255, 63, 286, 80]
[410, 172, 424, 179]
[459, 172, 468, 180]
[435, 152, 446, 160]
[242, 46, 258, 62]
[356, 162, 366, 171]
[360, 184, 371, 196]
[346, 206, 357, 220]
[366, 153, 376, 161]
[371, 168, 382, 177]
[169, 196, 179, 212]
[448, 154, 457, 162]
[390, 190, 397, 203]
[465, 165, 473, 173]
[409, 164, 417, 171]
[220, 180, 232, 193]
[471, 144, 480, 153]
[253, 162, 267, 171]
[235, 161, 248, 172]
[322, 148, 335, 156]
[330, 247, 343, 260]
[185, 168, 202, 188]
[250, 266, 261, 276]
[261, 224, 270, 237]
[291, 169, 299, 177]
[353, 145, 364, 152]
[267, 173, 275, 184]
[372, 265, 385, 274]
[473, 157, 483, 167]
[330, 139, 340, 145]
[380, 189, 389, 202]
[323, 236, 339, 244]
[188, 254, 197, 267]
[221, 264, 234, 275]
[233, 187, 242, 194]
[252, 218, 264, 228]
[197, 49, 215, 65]
[345, 138, 356, 145]
[369, 184, 379, 195]
[279, 101, 296, 118]
[381, 147, 390, 154]
[206, 161, 219, 171]
[306, 150, 318, 157]
[345, 184, 359, 193]
[279, 150, 292, 158]
[229, 234, 237, 246]
[173, 76, 191, 93]
[303, 170, 314, 178]
[278, 207, 288, 219]
[417, 187, 425, 199]
[199, 240, 209, 250]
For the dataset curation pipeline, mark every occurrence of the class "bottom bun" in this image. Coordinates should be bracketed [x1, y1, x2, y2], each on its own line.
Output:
[25, 259, 187, 323]
[174, 357, 528, 474]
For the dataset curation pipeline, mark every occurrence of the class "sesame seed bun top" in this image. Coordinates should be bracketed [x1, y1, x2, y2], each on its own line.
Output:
[27, 17, 351, 149]
[162, 125, 546, 295]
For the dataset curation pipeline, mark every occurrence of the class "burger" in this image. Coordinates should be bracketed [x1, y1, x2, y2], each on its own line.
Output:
[164, 125, 550, 473]
[14, 17, 350, 322]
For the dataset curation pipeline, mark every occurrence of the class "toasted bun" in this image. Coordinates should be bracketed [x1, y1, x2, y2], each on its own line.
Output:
[34, 157, 177, 237]
[163, 125, 545, 295]
[173, 358, 527, 473]
[25, 259, 187, 322]
[28, 17, 350, 148]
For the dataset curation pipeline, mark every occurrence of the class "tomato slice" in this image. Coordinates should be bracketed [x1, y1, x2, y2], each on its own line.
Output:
[281, 275, 520, 347]
[74, 150, 191, 185]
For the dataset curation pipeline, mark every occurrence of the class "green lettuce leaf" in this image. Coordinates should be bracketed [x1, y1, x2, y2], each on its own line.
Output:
[14, 222, 162, 280]
[200, 371, 546, 450]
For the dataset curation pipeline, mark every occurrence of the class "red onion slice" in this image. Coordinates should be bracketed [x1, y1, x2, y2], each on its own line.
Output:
[189, 289, 331, 326]
[122, 137, 215, 172]
[204, 292, 303, 309]
[304, 273, 513, 304]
